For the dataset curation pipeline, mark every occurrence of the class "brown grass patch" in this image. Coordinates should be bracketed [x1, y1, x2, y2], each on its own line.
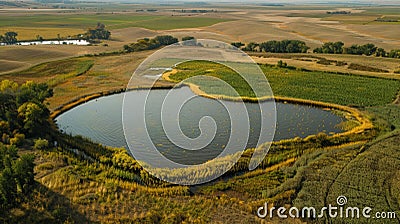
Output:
[348, 63, 389, 73]
[0, 60, 28, 73]
[0, 27, 84, 41]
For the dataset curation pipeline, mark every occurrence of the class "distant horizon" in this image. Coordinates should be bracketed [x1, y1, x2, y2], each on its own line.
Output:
[108, 0, 400, 5]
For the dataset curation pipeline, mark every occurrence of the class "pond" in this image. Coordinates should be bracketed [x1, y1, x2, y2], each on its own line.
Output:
[56, 86, 345, 165]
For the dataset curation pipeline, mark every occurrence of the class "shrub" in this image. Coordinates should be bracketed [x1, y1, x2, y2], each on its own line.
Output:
[10, 133, 25, 146]
[34, 138, 49, 150]
[348, 63, 389, 73]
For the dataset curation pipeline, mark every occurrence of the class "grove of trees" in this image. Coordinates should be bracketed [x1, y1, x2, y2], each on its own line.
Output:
[313, 42, 400, 58]
[85, 23, 111, 40]
[259, 40, 309, 53]
[0, 145, 35, 211]
[0, 80, 50, 212]
[123, 35, 178, 52]
[231, 40, 309, 53]
[313, 41, 344, 54]
[0, 80, 53, 144]
[228, 40, 400, 59]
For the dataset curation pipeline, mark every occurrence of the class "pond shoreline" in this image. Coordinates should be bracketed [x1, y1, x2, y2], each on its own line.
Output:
[50, 80, 373, 142]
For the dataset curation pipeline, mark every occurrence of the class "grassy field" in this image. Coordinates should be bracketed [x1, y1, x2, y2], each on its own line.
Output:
[362, 7, 400, 15]
[0, 27, 84, 41]
[0, 13, 230, 40]
[0, 59, 28, 73]
[1, 57, 93, 86]
[166, 60, 400, 107]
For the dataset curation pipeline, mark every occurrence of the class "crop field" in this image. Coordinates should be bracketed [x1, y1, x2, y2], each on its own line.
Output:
[253, 54, 400, 79]
[166, 60, 400, 107]
[165, 61, 266, 98]
[0, 13, 230, 40]
[262, 65, 400, 107]
[362, 7, 400, 15]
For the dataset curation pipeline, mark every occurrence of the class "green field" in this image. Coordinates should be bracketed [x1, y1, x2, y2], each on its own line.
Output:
[262, 65, 400, 107]
[363, 7, 400, 15]
[1, 58, 93, 87]
[0, 14, 230, 31]
[167, 61, 400, 107]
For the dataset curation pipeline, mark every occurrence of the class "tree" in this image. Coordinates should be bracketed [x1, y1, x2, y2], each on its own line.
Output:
[181, 36, 197, 46]
[375, 48, 386, 57]
[154, 35, 178, 46]
[0, 80, 52, 138]
[314, 41, 344, 54]
[0, 93, 16, 122]
[277, 60, 287, 68]
[123, 44, 133, 52]
[259, 40, 309, 53]
[18, 102, 47, 136]
[0, 167, 17, 209]
[333, 41, 344, 54]
[1, 32, 18, 45]
[388, 49, 400, 58]
[182, 36, 195, 41]
[36, 35, 44, 42]
[85, 23, 111, 40]
[344, 44, 362, 55]
[344, 43, 377, 56]
[360, 43, 377, 56]
[0, 145, 35, 210]
[17, 81, 53, 105]
[0, 145, 18, 209]
[243, 42, 259, 51]
[13, 154, 35, 194]
[33, 138, 49, 150]
[231, 42, 245, 49]
[9, 133, 25, 146]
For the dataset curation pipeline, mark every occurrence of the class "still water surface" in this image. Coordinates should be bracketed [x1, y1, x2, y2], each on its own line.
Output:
[56, 87, 345, 164]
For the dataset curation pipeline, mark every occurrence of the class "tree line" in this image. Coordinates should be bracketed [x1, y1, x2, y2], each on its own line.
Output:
[123, 35, 189, 52]
[313, 41, 400, 58]
[0, 80, 53, 145]
[0, 80, 53, 211]
[232, 40, 309, 53]
[0, 145, 35, 211]
[231, 40, 400, 58]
